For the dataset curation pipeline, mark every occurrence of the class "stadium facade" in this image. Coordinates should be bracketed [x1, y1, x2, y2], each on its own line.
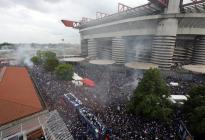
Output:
[62, 0, 205, 70]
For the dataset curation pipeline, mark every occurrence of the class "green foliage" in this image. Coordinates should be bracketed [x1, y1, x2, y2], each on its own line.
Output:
[136, 68, 170, 97]
[127, 68, 172, 121]
[189, 106, 205, 135]
[55, 64, 73, 80]
[184, 86, 205, 137]
[0, 42, 13, 47]
[35, 51, 59, 71]
[189, 85, 205, 97]
[43, 58, 59, 71]
[184, 86, 205, 113]
[37, 50, 57, 61]
[36, 50, 41, 58]
[0, 42, 14, 49]
[31, 56, 42, 65]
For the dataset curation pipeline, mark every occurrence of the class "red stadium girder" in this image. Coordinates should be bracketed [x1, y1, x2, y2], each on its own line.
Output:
[191, 0, 200, 2]
[61, 20, 80, 28]
[148, 0, 168, 8]
[118, 3, 132, 12]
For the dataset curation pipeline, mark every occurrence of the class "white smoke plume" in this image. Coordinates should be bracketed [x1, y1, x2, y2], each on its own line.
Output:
[12, 44, 37, 67]
[10, 43, 80, 67]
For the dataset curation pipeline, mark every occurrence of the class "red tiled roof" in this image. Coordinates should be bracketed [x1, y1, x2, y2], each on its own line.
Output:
[0, 67, 42, 125]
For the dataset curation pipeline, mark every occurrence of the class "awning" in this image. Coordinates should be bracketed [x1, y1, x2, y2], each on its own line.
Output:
[72, 73, 83, 80]
[81, 78, 95, 87]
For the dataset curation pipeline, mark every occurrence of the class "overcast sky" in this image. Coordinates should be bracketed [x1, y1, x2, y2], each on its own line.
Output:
[0, 0, 191, 44]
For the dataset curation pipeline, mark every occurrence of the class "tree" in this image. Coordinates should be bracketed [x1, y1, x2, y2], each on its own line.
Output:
[0, 42, 13, 47]
[127, 68, 172, 121]
[43, 58, 59, 71]
[184, 86, 205, 113]
[184, 86, 205, 139]
[31, 56, 42, 65]
[37, 50, 57, 62]
[55, 64, 73, 80]
[0, 42, 14, 49]
[189, 106, 205, 136]
[136, 68, 170, 97]
[35, 51, 59, 71]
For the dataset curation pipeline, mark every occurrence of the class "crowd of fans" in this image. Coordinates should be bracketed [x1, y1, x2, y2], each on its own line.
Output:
[166, 75, 205, 95]
[29, 64, 189, 140]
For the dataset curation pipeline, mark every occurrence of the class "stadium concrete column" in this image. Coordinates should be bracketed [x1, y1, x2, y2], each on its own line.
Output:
[81, 39, 88, 57]
[151, 0, 181, 70]
[87, 39, 97, 59]
[112, 37, 126, 64]
[192, 36, 205, 64]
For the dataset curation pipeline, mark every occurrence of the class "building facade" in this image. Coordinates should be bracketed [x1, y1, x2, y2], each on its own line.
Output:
[63, 0, 205, 70]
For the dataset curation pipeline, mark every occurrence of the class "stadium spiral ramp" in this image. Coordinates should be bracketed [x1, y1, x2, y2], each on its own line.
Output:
[151, 36, 176, 69]
[192, 36, 205, 64]
[112, 37, 125, 64]
[81, 40, 88, 57]
[88, 39, 97, 59]
[173, 40, 193, 64]
[98, 43, 112, 60]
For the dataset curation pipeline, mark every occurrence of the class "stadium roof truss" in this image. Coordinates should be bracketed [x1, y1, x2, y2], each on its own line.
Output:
[0, 110, 73, 140]
[181, 0, 205, 13]
[62, 2, 163, 29]
[61, 0, 205, 29]
[42, 110, 73, 140]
